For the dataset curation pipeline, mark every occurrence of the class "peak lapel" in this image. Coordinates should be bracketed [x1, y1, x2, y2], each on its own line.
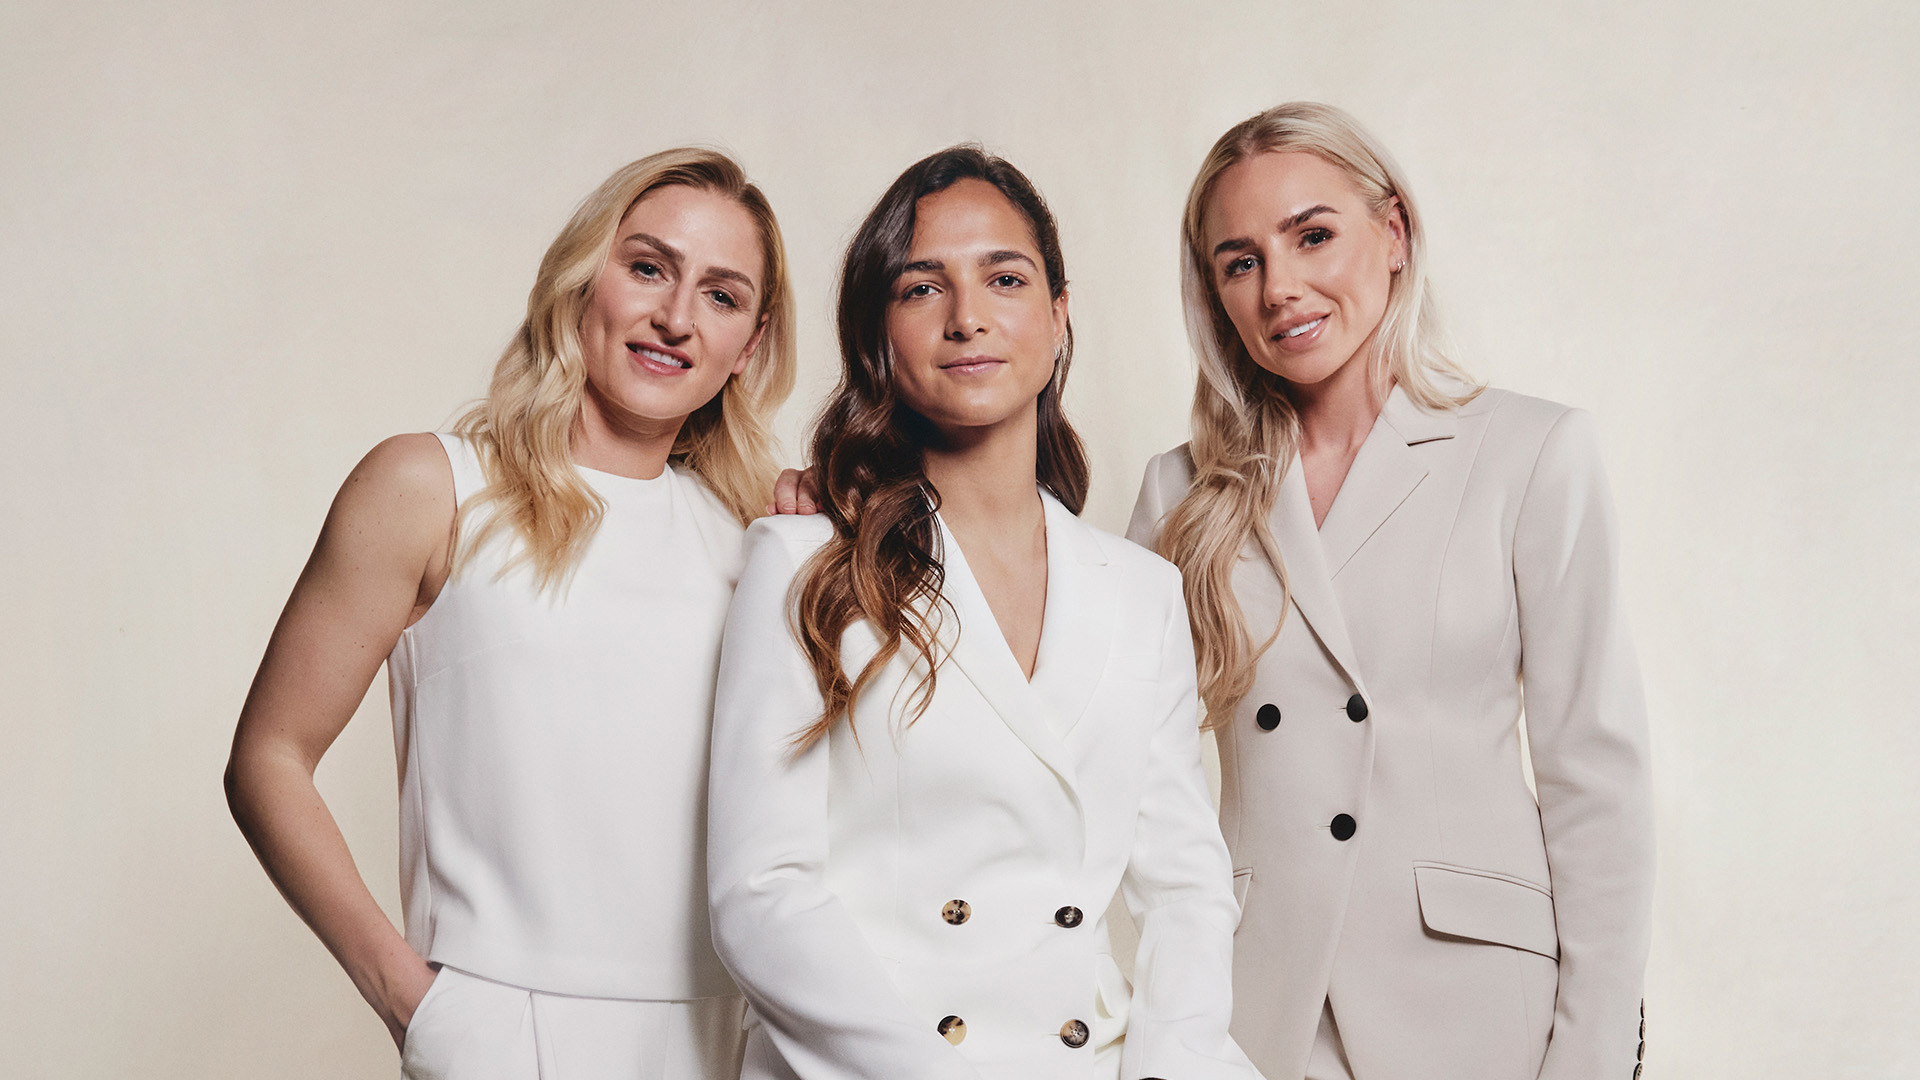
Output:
[935, 511, 1086, 818]
[1266, 464, 1367, 690]
[1030, 493, 1116, 738]
[1316, 385, 1449, 578]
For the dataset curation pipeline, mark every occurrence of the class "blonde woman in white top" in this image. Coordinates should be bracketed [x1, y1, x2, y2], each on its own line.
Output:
[224, 148, 795, 1079]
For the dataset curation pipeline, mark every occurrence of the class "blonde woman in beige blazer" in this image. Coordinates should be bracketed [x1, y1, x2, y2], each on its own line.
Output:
[1127, 104, 1653, 1080]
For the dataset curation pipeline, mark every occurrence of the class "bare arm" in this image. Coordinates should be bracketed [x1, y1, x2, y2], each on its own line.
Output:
[223, 433, 454, 1050]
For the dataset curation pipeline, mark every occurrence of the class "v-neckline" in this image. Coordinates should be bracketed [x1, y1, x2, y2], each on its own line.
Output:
[936, 498, 1052, 685]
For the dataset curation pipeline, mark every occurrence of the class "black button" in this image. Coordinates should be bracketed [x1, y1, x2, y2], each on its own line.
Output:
[942, 899, 970, 925]
[1633, 1066, 1642, 1079]
[1637, 1040, 1645, 1061]
[1054, 905, 1083, 928]
[1345, 694, 1368, 722]
[937, 1015, 966, 1045]
[1256, 703, 1281, 730]
[1059, 1019, 1089, 1048]
[1330, 814, 1357, 841]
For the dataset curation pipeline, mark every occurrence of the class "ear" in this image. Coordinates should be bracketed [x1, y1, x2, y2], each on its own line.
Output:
[1385, 196, 1409, 267]
[1050, 289, 1071, 354]
[732, 312, 769, 377]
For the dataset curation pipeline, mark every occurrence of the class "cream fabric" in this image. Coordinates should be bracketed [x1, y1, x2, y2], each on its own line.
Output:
[400, 966, 747, 1080]
[1129, 386, 1653, 1080]
[387, 434, 744, 999]
[708, 494, 1260, 1080]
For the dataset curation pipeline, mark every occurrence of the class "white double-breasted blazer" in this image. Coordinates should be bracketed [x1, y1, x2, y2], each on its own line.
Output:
[708, 492, 1261, 1080]
[1128, 386, 1653, 1080]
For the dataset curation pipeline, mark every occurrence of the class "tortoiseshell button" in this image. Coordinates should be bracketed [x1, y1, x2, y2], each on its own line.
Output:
[938, 1015, 966, 1045]
[942, 899, 970, 925]
[1059, 1019, 1089, 1048]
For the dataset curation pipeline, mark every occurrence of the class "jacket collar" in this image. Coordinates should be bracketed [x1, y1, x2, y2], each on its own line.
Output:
[936, 489, 1108, 825]
[1263, 384, 1457, 686]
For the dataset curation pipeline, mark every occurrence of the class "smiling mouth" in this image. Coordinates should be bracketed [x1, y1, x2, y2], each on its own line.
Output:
[1278, 317, 1326, 340]
[628, 343, 690, 369]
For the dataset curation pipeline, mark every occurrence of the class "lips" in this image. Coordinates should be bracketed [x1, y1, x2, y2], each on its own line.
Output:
[939, 354, 1006, 374]
[1270, 313, 1330, 352]
[627, 342, 691, 372]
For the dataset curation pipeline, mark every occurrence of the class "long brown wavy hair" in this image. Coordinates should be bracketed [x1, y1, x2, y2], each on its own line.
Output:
[791, 146, 1089, 749]
[1157, 103, 1478, 726]
[452, 148, 796, 590]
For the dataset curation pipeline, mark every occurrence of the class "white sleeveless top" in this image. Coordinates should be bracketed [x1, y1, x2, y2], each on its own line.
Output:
[387, 432, 744, 1000]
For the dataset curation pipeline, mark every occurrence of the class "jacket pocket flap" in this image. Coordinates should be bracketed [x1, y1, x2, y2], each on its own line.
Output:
[1413, 863, 1558, 959]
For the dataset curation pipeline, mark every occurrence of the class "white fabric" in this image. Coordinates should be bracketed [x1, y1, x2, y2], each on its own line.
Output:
[400, 966, 747, 1080]
[707, 494, 1260, 1080]
[1129, 386, 1652, 1080]
[388, 433, 743, 1000]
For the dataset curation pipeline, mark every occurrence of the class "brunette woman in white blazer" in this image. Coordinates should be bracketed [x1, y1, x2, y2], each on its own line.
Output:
[224, 149, 796, 1078]
[707, 146, 1261, 1080]
[1126, 103, 1653, 1080]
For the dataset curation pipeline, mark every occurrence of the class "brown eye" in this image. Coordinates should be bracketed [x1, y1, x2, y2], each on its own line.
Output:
[1301, 228, 1334, 247]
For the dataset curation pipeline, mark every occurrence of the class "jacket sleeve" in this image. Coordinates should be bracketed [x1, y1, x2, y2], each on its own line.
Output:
[707, 520, 982, 1080]
[1125, 450, 1180, 550]
[1511, 409, 1654, 1080]
[1117, 565, 1263, 1080]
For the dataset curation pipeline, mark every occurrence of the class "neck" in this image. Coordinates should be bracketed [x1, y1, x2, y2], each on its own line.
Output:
[922, 405, 1043, 532]
[1290, 352, 1388, 457]
[568, 385, 683, 480]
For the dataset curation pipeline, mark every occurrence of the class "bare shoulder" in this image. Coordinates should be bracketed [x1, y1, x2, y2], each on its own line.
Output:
[313, 434, 457, 576]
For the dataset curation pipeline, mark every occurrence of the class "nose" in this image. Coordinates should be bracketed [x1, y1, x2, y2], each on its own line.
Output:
[653, 284, 696, 344]
[944, 283, 986, 342]
[1261, 252, 1303, 310]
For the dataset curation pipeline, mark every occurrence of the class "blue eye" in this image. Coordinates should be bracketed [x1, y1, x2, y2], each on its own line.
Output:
[1224, 255, 1258, 278]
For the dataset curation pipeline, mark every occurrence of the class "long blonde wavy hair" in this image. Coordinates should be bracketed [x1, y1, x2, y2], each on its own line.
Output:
[1157, 102, 1479, 726]
[452, 148, 796, 589]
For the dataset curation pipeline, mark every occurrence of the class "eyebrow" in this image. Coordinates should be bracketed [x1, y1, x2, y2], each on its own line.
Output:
[1209, 204, 1339, 257]
[899, 249, 1039, 276]
[621, 231, 758, 295]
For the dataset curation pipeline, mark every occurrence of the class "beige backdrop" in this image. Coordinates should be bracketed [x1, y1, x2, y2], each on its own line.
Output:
[3, 1, 1914, 1076]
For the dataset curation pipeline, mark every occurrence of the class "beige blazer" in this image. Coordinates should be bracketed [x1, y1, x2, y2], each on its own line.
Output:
[1128, 386, 1653, 1080]
[708, 493, 1260, 1080]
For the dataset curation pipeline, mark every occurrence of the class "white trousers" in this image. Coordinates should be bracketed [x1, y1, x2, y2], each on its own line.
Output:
[1303, 999, 1356, 1080]
[401, 966, 747, 1080]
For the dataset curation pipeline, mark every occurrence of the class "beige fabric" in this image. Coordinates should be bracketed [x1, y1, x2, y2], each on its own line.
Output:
[1303, 1001, 1353, 1080]
[1128, 386, 1653, 1080]
[400, 966, 746, 1080]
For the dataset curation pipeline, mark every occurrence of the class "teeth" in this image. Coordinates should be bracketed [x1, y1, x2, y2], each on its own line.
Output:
[632, 344, 689, 368]
[1284, 317, 1325, 339]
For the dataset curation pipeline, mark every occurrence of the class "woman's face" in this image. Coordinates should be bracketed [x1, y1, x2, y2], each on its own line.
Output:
[577, 184, 768, 436]
[885, 178, 1067, 441]
[1202, 151, 1404, 389]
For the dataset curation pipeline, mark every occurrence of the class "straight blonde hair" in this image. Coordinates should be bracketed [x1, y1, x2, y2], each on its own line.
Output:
[1158, 102, 1479, 725]
[453, 148, 797, 589]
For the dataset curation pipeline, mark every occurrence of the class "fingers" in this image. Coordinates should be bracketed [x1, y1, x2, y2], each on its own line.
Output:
[772, 468, 816, 515]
